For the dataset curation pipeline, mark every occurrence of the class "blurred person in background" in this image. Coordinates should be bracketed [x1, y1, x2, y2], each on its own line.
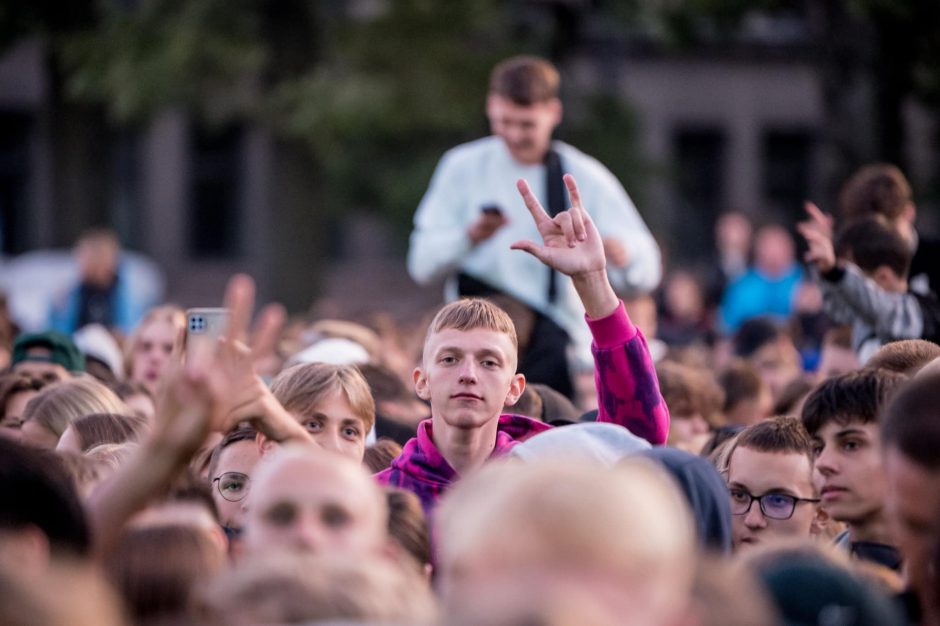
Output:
[720, 225, 803, 333]
[49, 228, 149, 335]
[408, 55, 661, 399]
[123, 305, 185, 396]
[705, 211, 753, 310]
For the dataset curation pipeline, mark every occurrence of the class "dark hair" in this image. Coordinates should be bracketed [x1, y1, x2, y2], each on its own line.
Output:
[207, 426, 258, 481]
[733, 318, 786, 359]
[167, 474, 220, 525]
[70, 412, 147, 451]
[0, 372, 48, 419]
[110, 378, 153, 401]
[363, 438, 403, 474]
[865, 339, 940, 375]
[489, 55, 560, 105]
[772, 377, 815, 417]
[385, 488, 430, 568]
[839, 163, 912, 222]
[0, 438, 90, 556]
[733, 416, 814, 460]
[882, 372, 940, 469]
[801, 369, 907, 435]
[357, 363, 411, 404]
[719, 360, 764, 413]
[835, 216, 911, 278]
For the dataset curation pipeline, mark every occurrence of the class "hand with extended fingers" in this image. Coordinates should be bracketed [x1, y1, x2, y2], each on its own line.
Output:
[796, 201, 837, 274]
[155, 274, 310, 450]
[511, 174, 619, 318]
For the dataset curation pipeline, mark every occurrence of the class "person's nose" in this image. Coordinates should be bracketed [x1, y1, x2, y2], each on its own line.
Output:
[457, 360, 478, 384]
[317, 427, 344, 454]
[744, 500, 767, 529]
[815, 447, 838, 478]
[293, 514, 327, 553]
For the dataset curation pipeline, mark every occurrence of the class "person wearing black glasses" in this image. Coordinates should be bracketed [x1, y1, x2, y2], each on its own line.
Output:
[724, 417, 821, 551]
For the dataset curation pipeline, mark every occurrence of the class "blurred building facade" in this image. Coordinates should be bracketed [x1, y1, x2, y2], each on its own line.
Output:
[0, 12, 937, 317]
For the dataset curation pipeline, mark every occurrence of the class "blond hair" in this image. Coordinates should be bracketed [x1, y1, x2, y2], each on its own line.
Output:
[23, 376, 129, 438]
[270, 362, 376, 432]
[424, 298, 518, 362]
[123, 305, 186, 375]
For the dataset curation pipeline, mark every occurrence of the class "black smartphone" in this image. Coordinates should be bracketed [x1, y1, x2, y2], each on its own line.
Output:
[482, 204, 503, 217]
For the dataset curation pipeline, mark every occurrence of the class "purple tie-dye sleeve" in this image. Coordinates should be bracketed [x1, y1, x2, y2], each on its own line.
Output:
[587, 302, 669, 445]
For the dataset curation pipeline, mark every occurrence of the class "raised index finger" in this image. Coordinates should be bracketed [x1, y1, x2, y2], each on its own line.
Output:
[516, 178, 552, 226]
[223, 273, 255, 344]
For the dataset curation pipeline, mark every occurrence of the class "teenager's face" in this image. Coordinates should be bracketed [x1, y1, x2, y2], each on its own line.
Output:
[486, 95, 561, 165]
[727, 447, 817, 550]
[884, 447, 940, 598]
[212, 439, 262, 532]
[812, 421, 885, 527]
[131, 319, 176, 393]
[289, 389, 368, 462]
[244, 453, 385, 557]
[416, 327, 524, 432]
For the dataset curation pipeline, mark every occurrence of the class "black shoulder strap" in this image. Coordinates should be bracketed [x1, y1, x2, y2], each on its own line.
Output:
[544, 148, 565, 303]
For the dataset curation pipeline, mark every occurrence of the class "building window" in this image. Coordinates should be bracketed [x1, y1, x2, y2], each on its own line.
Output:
[188, 123, 242, 258]
[762, 128, 815, 223]
[0, 112, 32, 255]
[673, 126, 727, 261]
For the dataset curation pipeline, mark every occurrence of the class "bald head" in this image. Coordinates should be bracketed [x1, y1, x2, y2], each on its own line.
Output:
[244, 446, 388, 557]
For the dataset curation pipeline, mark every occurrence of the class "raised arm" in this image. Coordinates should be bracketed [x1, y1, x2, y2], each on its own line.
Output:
[511, 174, 669, 444]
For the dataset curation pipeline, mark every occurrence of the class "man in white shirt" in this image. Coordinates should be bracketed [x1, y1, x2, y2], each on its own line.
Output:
[408, 55, 660, 398]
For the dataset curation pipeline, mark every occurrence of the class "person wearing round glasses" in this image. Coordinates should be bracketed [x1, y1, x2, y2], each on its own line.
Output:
[207, 426, 261, 545]
[724, 417, 821, 551]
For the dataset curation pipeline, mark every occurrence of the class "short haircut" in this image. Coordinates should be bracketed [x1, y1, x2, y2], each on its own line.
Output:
[839, 163, 912, 222]
[801, 369, 907, 435]
[207, 426, 258, 480]
[489, 55, 560, 105]
[719, 360, 764, 413]
[865, 339, 940, 375]
[0, 438, 90, 556]
[732, 416, 814, 462]
[270, 362, 376, 432]
[882, 372, 940, 470]
[733, 318, 786, 359]
[835, 216, 911, 278]
[425, 298, 518, 359]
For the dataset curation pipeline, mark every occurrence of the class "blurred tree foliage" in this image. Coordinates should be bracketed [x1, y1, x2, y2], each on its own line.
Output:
[0, 0, 649, 243]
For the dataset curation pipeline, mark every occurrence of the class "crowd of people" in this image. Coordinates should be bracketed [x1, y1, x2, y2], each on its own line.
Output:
[1, 55, 940, 626]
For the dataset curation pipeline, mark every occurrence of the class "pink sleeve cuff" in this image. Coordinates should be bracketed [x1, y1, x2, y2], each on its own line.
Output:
[586, 301, 637, 349]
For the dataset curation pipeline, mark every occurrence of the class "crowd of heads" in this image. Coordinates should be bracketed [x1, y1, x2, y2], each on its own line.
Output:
[1, 58, 940, 625]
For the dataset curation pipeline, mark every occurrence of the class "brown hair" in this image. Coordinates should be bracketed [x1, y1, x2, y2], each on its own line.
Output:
[835, 215, 912, 278]
[865, 339, 940, 375]
[732, 416, 814, 462]
[489, 55, 560, 105]
[206, 426, 258, 481]
[386, 487, 431, 569]
[363, 438, 403, 474]
[801, 369, 907, 435]
[0, 372, 48, 420]
[270, 362, 376, 432]
[839, 163, 912, 222]
[425, 298, 518, 359]
[882, 371, 940, 469]
[656, 360, 725, 427]
[107, 524, 226, 624]
[719, 360, 765, 414]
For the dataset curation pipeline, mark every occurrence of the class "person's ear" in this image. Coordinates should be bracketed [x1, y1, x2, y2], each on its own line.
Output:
[503, 373, 526, 406]
[903, 200, 916, 223]
[256, 431, 278, 456]
[872, 266, 903, 292]
[413, 367, 430, 401]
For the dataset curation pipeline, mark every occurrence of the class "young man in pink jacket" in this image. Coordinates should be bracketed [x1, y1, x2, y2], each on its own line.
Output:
[377, 175, 670, 513]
